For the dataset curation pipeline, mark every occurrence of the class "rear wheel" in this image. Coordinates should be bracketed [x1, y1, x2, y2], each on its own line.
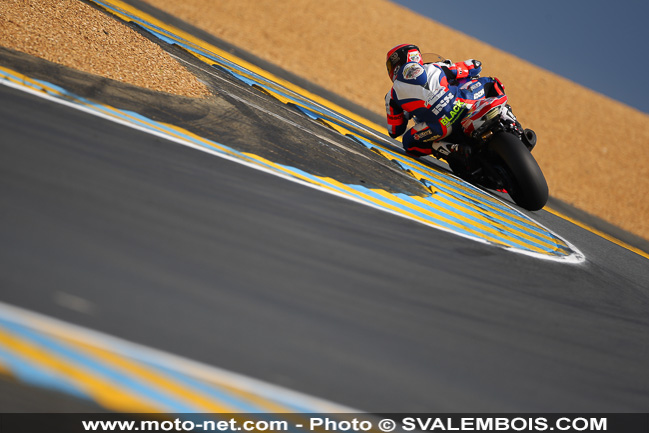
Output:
[488, 132, 548, 210]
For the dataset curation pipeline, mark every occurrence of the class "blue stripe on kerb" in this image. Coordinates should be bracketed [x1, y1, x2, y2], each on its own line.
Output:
[415, 180, 554, 239]
[136, 362, 266, 412]
[420, 176, 552, 238]
[425, 194, 555, 248]
[0, 317, 195, 412]
[397, 193, 554, 252]
[362, 187, 530, 247]
[0, 342, 90, 400]
[133, 359, 317, 413]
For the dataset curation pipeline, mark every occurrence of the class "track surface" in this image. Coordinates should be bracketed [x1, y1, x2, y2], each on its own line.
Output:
[2, 82, 649, 412]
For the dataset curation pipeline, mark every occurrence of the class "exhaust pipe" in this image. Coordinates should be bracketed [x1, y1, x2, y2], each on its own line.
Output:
[523, 128, 537, 151]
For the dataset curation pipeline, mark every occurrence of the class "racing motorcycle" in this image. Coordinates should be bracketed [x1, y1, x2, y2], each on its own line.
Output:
[422, 54, 548, 211]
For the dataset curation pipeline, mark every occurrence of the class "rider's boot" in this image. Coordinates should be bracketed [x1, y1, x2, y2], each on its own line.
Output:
[432, 141, 474, 177]
[432, 141, 472, 161]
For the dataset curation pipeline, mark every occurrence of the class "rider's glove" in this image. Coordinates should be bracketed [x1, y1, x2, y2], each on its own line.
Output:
[466, 59, 482, 77]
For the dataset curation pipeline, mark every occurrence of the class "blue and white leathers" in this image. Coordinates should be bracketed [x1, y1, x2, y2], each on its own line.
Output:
[385, 59, 493, 157]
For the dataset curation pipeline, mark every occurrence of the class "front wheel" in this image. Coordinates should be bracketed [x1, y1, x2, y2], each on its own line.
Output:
[488, 132, 548, 211]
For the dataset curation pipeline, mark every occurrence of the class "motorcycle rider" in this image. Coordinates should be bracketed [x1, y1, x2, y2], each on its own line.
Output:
[385, 44, 506, 162]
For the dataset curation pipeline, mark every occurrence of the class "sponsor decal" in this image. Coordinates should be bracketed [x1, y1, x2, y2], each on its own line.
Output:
[435, 143, 459, 156]
[403, 63, 424, 80]
[435, 144, 451, 155]
[473, 89, 485, 99]
[440, 100, 466, 126]
[469, 82, 482, 91]
[425, 88, 446, 108]
[413, 129, 432, 140]
[432, 93, 454, 115]
[414, 130, 441, 142]
[407, 50, 422, 64]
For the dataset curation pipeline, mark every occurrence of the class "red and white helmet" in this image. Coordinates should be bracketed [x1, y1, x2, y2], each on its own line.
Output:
[386, 44, 423, 81]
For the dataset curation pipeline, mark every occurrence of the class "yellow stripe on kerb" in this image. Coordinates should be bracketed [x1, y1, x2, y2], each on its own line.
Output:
[0, 67, 66, 98]
[0, 328, 160, 412]
[60, 335, 302, 413]
[58, 337, 237, 413]
[372, 189, 547, 254]
[410, 195, 557, 251]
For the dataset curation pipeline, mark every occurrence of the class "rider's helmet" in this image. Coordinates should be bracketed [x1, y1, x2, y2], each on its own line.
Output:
[386, 44, 423, 81]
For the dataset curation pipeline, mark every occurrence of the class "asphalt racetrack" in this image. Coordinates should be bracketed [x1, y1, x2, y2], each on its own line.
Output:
[2, 78, 649, 412]
[2, 1, 649, 414]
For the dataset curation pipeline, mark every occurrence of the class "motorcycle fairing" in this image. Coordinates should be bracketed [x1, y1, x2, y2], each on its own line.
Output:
[461, 95, 509, 137]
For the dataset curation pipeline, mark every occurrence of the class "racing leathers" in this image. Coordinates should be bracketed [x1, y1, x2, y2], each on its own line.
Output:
[385, 59, 503, 158]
